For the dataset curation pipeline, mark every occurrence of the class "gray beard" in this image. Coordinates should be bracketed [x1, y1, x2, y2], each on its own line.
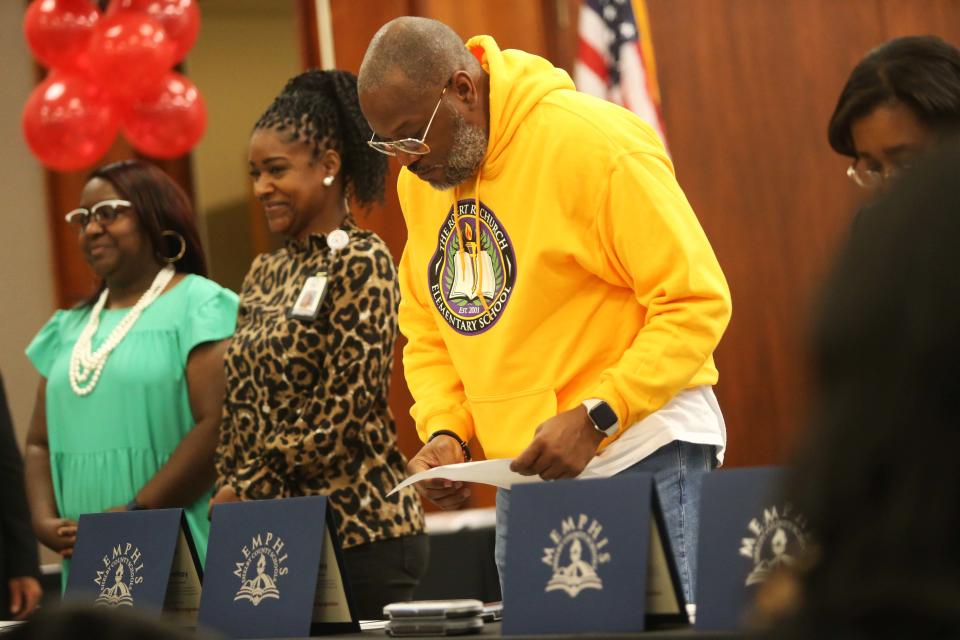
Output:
[427, 110, 488, 191]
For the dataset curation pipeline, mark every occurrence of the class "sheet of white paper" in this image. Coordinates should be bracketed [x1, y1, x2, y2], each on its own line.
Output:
[388, 459, 546, 495]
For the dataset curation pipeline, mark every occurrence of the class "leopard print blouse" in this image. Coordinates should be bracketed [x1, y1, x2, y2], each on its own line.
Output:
[217, 218, 424, 549]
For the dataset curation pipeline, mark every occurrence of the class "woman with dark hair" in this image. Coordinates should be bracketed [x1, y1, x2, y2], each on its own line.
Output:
[212, 69, 426, 618]
[828, 35, 960, 190]
[768, 144, 960, 637]
[24, 160, 239, 583]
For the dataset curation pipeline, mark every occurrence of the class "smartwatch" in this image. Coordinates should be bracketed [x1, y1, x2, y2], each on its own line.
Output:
[582, 399, 619, 437]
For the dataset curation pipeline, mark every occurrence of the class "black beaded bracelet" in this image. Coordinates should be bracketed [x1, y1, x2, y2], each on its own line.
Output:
[429, 429, 472, 462]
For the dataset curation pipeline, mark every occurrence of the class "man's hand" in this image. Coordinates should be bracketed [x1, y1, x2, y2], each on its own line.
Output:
[7, 576, 42, 620]
[510, 406, 604, 480]
[8, 577, 42, 620]
[407, 435, 470, 510]
[34, 517, 77, 559]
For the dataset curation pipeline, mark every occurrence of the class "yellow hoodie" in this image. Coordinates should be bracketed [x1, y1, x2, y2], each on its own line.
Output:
[397, 36, 731, 460]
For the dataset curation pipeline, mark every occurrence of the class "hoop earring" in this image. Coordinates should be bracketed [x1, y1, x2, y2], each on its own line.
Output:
[161, 230, 187, 264]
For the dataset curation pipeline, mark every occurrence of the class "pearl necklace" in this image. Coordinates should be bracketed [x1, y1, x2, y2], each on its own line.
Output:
[69, 265, 176, 396]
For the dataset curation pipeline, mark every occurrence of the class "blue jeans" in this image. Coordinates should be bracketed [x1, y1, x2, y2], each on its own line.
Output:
[494, 440, 715, 605]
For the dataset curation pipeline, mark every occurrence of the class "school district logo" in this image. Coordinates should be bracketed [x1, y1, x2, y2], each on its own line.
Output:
[739, 504, 809, 586]
[233, 532, 289, 606]
[94, 542, 143, 607]
[427, 199, 517, 336]
[541, 514, 611, 597]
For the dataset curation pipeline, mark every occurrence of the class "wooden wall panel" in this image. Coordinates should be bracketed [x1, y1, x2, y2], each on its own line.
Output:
[879, 0, 960, 40]
[643, 0, 884, 465]
[645, 0, 960, 465]
[411, 0, 551, 55]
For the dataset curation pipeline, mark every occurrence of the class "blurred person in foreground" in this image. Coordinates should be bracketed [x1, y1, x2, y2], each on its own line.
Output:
[763, 143, 960, 638]
[5, 603, 218, 640]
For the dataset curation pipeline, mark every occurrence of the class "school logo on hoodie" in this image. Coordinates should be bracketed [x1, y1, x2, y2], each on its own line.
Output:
[428, 199, 516, 335]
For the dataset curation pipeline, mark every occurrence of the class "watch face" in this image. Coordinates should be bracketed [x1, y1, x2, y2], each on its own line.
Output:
[589, 402, 618, 432]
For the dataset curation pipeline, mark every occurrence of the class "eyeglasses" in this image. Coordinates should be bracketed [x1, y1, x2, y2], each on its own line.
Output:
[846, 161, 913, 190]
[65, 199, 132, 228]
[368, 86, 447, 157]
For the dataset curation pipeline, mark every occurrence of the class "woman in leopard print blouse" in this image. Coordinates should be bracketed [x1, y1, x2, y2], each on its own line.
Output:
[212, 69, 426, 618]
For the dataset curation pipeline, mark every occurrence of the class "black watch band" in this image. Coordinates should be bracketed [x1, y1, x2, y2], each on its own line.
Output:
[125, 499, 147, 511]
[429, 430, 472, 462]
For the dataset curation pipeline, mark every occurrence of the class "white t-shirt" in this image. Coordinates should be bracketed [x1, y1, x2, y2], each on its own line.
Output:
[580, 386, 726, 479]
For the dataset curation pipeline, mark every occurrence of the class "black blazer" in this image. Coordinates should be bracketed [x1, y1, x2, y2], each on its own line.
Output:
[0, 372, 40, 612]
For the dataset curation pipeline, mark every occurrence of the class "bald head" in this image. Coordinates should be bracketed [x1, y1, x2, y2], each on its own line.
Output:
[358, 17, 479, 99]
[359, 17, 489, 191]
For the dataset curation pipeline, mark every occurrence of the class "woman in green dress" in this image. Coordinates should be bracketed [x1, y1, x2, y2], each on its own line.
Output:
[24, 160, 239, 582]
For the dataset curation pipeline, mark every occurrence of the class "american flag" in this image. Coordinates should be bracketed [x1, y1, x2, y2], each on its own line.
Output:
[575, 0, 668, 147]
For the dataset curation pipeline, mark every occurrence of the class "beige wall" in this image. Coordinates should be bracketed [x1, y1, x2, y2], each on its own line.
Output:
[189, 0, 301, 289]
[0, 1, 56, 448]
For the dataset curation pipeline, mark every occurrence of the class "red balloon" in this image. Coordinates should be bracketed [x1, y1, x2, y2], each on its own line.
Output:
[122, 71, 206, 158]
[23, 0, 100, 72]
[86, 12, 176, 103]
[106, 0, 200, 63]
[22, 71, 119, 171]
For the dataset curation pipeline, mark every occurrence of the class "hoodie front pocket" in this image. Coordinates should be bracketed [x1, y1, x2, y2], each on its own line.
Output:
[466, 388, 558, 458]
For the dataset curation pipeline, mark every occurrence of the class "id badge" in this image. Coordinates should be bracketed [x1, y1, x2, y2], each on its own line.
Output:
[290, 271, 328, 320]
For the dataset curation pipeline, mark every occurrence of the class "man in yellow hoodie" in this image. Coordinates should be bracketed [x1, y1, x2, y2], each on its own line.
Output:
[358, 17, 731, 604]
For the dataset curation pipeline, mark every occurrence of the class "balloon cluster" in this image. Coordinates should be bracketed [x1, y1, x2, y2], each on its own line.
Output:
[22, 0, 206, 171]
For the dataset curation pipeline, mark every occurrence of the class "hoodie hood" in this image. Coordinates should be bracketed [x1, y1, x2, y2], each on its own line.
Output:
[466, 35, 575, 177]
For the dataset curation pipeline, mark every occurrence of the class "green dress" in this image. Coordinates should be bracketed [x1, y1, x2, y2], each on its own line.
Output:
[26, 275, 239, 582]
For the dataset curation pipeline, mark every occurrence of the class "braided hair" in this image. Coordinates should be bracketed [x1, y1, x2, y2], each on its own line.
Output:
[254, 69, 387, 207]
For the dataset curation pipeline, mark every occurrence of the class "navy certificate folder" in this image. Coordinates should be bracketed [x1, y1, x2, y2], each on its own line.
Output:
[65, 509, 202, 625]
[197, 496, 358, 638]
[695, 466, 810, 630]
[502, 473, 686, 635]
